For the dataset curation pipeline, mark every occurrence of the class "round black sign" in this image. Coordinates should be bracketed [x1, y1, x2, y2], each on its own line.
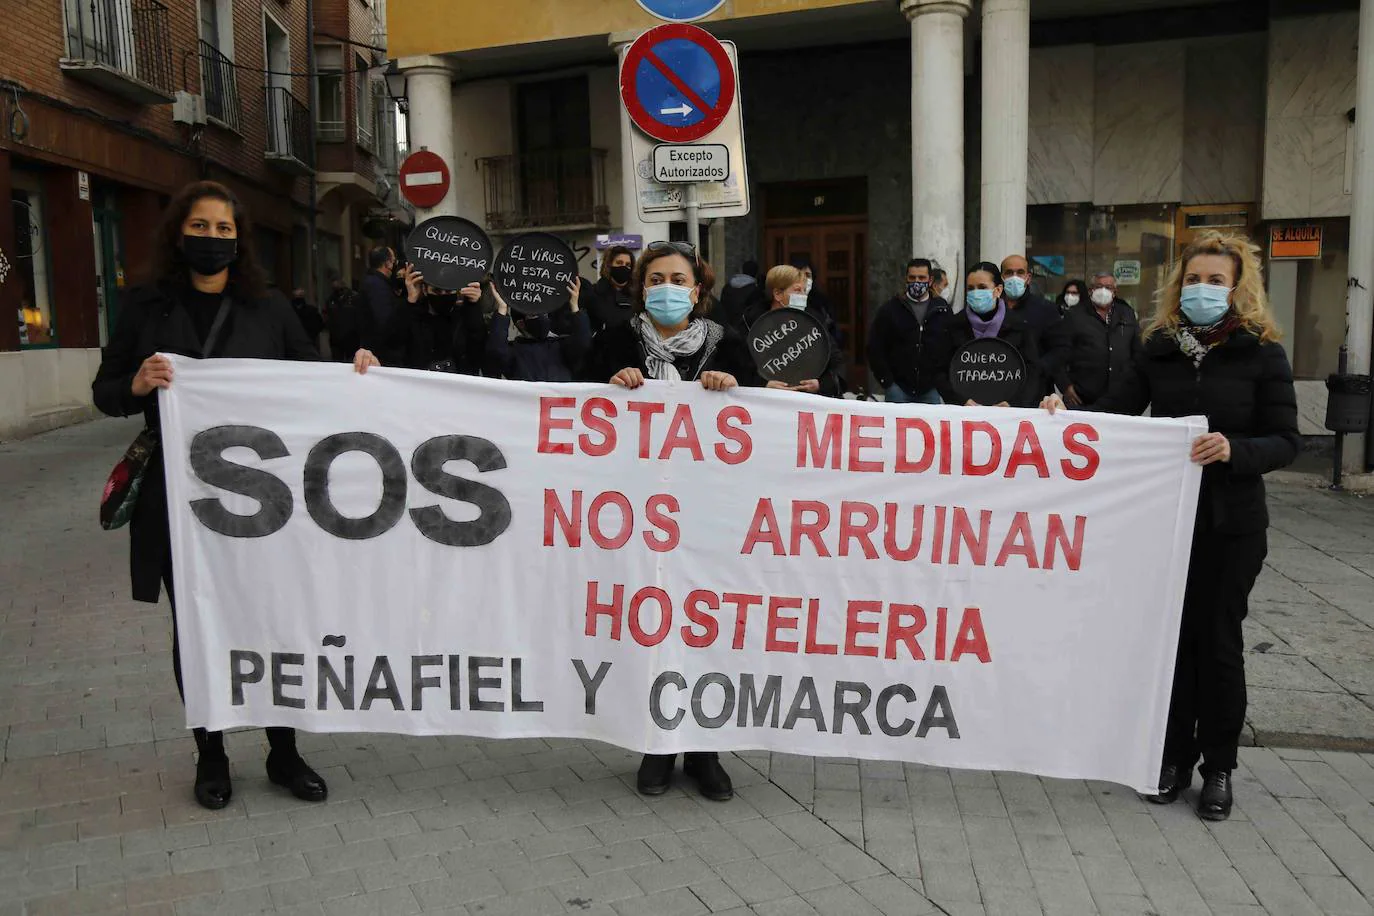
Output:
[405, 216, 493, 291]
[492, 233, 579, 316]
[951, 337, 1028, 405]
[748, 308, 833, 385]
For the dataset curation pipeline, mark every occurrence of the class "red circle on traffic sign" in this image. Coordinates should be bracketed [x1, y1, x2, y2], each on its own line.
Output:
[398, 150, 451, 209]
[620, 24, 735, 144]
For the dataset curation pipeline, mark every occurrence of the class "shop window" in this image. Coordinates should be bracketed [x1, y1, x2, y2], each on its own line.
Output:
[1290, 220, 1350, 380]
[11, 178, 56, 348]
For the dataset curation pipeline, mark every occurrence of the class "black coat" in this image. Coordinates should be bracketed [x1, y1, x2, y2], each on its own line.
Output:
[716, 276, 762, 338]
[92, 281, 320, 603]
[743, 301, 847, 397]
[582, 318, 760, 387]
[359, 270, 406, 365]
[1054, 300, 1141, 405]
[1091, 329, 1299, 534]
[1007, 291, 1069, 392]
[866, 295, 953, 398]
[486, 310, 592, 382]
[583, 277, 636, 334]
[931, 305, 1044, 408]
[402, 297, 487, 373]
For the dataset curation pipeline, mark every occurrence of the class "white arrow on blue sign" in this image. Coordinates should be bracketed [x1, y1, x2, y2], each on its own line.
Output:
[635, 0, 726, 24]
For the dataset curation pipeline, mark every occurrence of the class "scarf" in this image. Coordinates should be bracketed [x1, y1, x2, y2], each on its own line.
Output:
[1174, 315, 1240, 368]
[967, 299, 1007, 339]
[636, 315, 718, 381]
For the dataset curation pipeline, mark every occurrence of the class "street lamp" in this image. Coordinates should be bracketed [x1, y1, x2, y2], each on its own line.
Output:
[384, 65, 408, 114]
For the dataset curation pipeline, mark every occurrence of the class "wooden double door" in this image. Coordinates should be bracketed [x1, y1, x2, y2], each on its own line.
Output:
[762, 219, 868, 389]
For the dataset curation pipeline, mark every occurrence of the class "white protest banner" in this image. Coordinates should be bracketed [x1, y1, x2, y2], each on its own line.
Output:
[160, 357, 1205, 792]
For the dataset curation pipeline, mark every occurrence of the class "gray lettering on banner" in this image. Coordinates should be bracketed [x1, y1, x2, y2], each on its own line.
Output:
[189, 425, 294, 538]
[361, 656, 403, 710]
[572, 659, 612, 714]
[304, 432, 409, 540]
[877, 683, 917, 737]
[782, 676, 824, 731]
[917, 685, 960, 738]
[468, 656, 504, 712]
[833, 681, 872, 735]
[511, 658, 544, 712]
[409, 436, 513, 547]
[737, 673, 783, 728]
[231, 649, 265, 705]
[650, 670, 687, 729]
[411, 655, 443, 711]
[319, 654, 355, 709]
[272, 652, 307, 709]
[691, 672, 735, 729]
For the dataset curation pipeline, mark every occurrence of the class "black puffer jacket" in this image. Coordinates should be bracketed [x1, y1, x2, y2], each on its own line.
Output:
[931, 305, 1044, 408]
[583, 277, 636, 334]
[1054, 300, 1140, 405]
[1091, 328, 1299, 534]
[866, 295, 953, 399]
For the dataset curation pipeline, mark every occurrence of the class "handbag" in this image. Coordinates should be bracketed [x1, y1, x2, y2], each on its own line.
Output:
[99, 295, 232, 530]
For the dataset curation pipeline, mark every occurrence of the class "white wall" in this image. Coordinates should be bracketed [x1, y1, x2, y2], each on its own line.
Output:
[452, 80, 515, 227]
[0, 349, 103, 441]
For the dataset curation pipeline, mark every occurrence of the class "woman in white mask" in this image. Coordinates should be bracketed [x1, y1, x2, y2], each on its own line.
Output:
[1056, 278, 1088, 316]
[756, 264, 846, 396]
[1043, 231, 1298, 822]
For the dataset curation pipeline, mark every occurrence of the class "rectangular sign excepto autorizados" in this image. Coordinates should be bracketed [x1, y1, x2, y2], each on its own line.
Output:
[651, 144, 730, 184]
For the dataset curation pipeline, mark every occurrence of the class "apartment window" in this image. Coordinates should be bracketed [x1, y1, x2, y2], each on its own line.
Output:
[12, 175, 56, 349]
[515, 76, 594, 225]
[355, 54, 373, 150]
[199, 0, 238, 128]
[316, 45, 345, 141]
[371, 83, 391, 165]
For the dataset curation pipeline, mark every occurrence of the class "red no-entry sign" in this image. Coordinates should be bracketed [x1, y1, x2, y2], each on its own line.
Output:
[398, 150, 451, 209]
[620, 24, 736, 144]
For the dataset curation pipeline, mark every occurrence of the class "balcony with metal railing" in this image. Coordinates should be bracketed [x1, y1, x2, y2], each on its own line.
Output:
[199, 40, 241, 132]
[61, 0, 174, 104]
[477, 148, 610, 233]
[264, 87, 314, 176]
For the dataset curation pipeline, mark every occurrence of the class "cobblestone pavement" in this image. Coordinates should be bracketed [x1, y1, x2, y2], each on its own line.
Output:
[2, 418, 1373, 916]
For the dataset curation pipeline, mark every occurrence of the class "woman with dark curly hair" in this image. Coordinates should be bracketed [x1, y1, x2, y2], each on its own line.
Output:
[92, 180, 378, 810]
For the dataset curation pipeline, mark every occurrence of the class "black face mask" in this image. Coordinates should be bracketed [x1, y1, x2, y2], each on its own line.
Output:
[182, 235, 238, 276]
[518, 316, 551, 339]
[429, 294, 458, 315]
[609, 265, 633, 285]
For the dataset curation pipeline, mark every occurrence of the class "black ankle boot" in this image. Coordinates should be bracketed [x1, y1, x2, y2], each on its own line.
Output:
[1198, 771, 1233, 821]
[1146, 764, 1191, 805]
[265, 732, 327, 803]
[192, 728, 232, 810]
[683, 752, 733, 802]
[637, 754, 675, 796]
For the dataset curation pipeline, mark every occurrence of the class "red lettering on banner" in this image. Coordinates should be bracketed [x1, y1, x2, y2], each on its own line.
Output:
[741, 499, 784, 555]
[715, 406, 753, 465]
[963, 421, 1001, 476]
[659, 404, 705, 461]
[886, 604, 926, 660]
[797, 412, 843, 469]
[845, 600, 882, 657]
[884, 504, 924, 561]
[994, 512, 1041, 569]
[643, 495, 681, 552]
[626, 401, 666, 459]
[939, 420, 953, 475]
[896, 418, 935, 473]
[949, 508, 991, 566]
[585, 581, 624, 639]
[804, 598, 838, 655]
[931, 506, 947, 564]
[579, 398, 617, 456]
[1004, 421, 1050, 478]
[544, 489, 581, 546]
[587, 492, 633, 549]
[682, 590, 720, 647]
[950, 607, 991, 662]
[765, 597, 802, 653]
[847, 415, 884, 472]
[1061, 423, 1101, 480]
[629, 587, 672, 646]
[935, 606, 948, 660]
[723, 593, 762, 650]
[838, 501, 880, 559]
[790, 501, 832, 557]
[537, 397, 575, 455]
[1044, 515, 1087, 570]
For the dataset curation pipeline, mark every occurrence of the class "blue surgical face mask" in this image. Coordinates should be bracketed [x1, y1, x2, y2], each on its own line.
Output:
[645, 283, 694, 326]
[966, 289, 998, 315]
[1179, 283, 1232, 325]
[787, 293, 809, 310]
[1003, 276, 1027, 299]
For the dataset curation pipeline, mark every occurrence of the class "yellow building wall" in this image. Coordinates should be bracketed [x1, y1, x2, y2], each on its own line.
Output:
[389, 0, 871, 58]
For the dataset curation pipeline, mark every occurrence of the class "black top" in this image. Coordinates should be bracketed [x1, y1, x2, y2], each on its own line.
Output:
[185, 288, 224, 345]
[92, 280, 319, 603]
[584, 277, 636, 334]
[487, 311, 593, 382]
[1090, 328, 1299, 533]
[1054, 300, 1141, 405]
[1006, 291, 1069, 392]
[581, 318, 760, 387]
[866, 295, 953, 398]
[930, 306, 1044, 408]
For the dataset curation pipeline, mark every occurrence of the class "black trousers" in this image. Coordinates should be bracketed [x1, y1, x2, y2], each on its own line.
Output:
[1163, 529, 1267, 775]
[164, 568, 296, 756]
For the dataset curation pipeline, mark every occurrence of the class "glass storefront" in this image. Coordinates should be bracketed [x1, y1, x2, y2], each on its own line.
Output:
[1027, 203, 1176, 318]
[11, 173, 56, 348]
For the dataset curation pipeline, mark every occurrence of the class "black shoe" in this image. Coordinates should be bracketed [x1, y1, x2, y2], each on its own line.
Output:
[683, 753, 733, 802]
[1198, 771, 1233, 821]
[266, 750, 328, 803]
[194, 754, 233, 810]
[637, 754, 674, 796]
[1146, 764, 1192, 805]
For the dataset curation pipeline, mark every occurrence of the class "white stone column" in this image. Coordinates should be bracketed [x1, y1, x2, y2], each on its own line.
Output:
[612, 37, 656, 249]
[1352, 0, 1374, 471]
[902, 0, 972, 303]
[398, 56, 458, 220]
[979, 0, 1030, 264]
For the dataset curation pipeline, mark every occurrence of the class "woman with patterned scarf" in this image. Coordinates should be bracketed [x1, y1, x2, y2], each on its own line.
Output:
[1043, 231, 1299, 822]
[580, 240, 758, 802]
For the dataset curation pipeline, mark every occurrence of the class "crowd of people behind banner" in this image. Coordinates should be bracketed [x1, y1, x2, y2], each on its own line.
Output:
[93, 180, 1299, 824]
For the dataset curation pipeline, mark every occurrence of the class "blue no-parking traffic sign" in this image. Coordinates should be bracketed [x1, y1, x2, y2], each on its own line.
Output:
[619, 23, 736, 144]
[635, 0, 725, 23]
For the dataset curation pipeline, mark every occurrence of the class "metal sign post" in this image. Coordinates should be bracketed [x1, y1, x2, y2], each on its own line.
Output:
[685, 184, 700, 250]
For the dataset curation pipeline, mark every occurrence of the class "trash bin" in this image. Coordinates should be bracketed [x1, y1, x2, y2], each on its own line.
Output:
[1325, 373, 1372, 433]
